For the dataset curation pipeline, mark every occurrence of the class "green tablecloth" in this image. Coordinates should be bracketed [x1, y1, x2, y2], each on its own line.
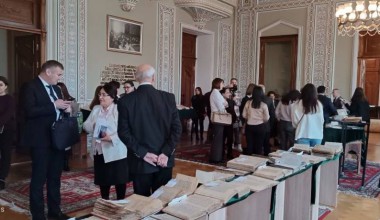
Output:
[178, 108, 196, 120]
[324, 126, 365, 143]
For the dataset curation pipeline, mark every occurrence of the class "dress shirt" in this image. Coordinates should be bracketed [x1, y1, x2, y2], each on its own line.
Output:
[275, 102, 292, 122]
[38, 76, 60, 120]
[291, 100, 324, 140]
[242, 101, 270, 125]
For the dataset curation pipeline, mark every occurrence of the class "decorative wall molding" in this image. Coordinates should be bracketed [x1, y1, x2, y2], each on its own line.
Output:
[217, 22, 233, 82]
[118, 0, 139, 12]
[58, 0, 87, 102]
[157, 3, 175, 93]
[235, 0, 338, 90]
[174, 0, 234, 29]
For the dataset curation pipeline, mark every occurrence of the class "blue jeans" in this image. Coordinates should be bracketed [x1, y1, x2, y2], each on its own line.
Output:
[296, 138, 322, 147]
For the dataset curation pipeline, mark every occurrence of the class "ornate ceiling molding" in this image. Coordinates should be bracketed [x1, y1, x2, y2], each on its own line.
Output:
[174, 0, 234, 29]
[119, 0, 139, 12]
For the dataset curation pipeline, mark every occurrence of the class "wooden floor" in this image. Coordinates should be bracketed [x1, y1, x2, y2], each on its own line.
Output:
[1, 133, 380, 220]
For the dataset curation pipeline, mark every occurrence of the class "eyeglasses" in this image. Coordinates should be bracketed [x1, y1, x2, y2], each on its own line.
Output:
[98, 93, 110, 97]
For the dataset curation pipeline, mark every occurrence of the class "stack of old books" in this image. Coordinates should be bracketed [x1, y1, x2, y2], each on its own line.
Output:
[162, 194, 223, 220]
[231, 175, 278, 192]
[195, 170, 235, 184]
[253, 166, 292, 180]
[215, 167, 251, 176]
[342, 116, 362, 123]
[312, 142, 343, 159]
[194, 180, 250, 204]
[291, 144, 312, 154]
[150, 173, 199, 206]
[226, 155, 268, 172]
[301, 154, 326, 164]
[92, 194, 163, 220]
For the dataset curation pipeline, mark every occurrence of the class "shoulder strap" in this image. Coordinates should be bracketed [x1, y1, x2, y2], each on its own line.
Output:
[296, 113, 305, 128]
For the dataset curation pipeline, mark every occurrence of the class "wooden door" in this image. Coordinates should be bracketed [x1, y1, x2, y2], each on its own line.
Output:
[358, 59, 380, 105]
[181, 33, 196, 107]
[15, 34, 40, 93]
[259, 35, 298, 94]
[358, 33, 380, 105]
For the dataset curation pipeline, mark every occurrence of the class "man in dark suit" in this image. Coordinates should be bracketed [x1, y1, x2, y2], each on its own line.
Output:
[118, 64, 182, 196]
[317, 86, 338, 122]
[20, 60, 72, 220]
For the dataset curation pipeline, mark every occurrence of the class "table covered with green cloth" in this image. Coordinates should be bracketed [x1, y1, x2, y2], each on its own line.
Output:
[178, 108, 196, 120]
[324, 126, 365, 143]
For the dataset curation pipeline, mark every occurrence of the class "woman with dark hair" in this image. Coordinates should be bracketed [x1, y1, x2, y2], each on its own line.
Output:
[89, 85, 102, 110]
[83, 83, 128, 200]
[291, 83, 324, 147]
[0, 76, 15, 190]
[191, 87, 205, 141]
[239, 83, 256, 123]
[242, 86, 270, 155]
[345, 87, 370, 122]
[276, 90, 301, 150]
[220, 87, 237, 159]
[122, 80, 136, 95]
[209, 78, 228, 163]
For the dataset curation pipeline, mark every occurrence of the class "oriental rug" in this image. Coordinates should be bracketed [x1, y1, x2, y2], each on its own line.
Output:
[318, 206, 332, 220]
[338, 159, 380, 198]
[0, 169, 134, 215]
[175, 144, 241, 165]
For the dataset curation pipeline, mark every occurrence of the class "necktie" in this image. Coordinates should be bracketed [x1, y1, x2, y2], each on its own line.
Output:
[47, 85, 58, 101]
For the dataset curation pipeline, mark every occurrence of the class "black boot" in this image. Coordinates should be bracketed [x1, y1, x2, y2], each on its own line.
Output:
[63, 152, 70, 172]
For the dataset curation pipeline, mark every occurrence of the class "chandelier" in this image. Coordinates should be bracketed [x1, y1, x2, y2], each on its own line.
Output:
[336, 1, 380, 36]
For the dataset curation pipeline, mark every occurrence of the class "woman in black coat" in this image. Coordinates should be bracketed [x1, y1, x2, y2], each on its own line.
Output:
[345, 87, 370, 123]
[191, 87, 206, 140]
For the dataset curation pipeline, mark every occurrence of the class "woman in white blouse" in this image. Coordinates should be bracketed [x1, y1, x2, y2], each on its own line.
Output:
[83, 83, 128, 200]
[243, 86, 270, 155]
[209, 78, 228, 163]
[291, 83, 324, 147]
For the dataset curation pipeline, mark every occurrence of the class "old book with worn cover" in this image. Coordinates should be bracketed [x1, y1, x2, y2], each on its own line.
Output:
[291, 144, 312, 154]
[195, 180, 250, 203]
[232, 175, 279, 192]
[162, 194, 223, 220]
[196, 170, 235, 184]
[226, 155, 268, 172]
[150, 186, 182, 206]
[165, 173, 199, 196]
[253, 166, 292, 180]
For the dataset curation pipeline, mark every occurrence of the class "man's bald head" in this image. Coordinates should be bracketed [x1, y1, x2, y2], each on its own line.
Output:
[135, 64, 155, 83]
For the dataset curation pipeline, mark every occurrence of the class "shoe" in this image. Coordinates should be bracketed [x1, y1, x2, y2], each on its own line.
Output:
[47, 212, 70, 220]
[233, 144, 243, 153]
[63, 165, 70, 172]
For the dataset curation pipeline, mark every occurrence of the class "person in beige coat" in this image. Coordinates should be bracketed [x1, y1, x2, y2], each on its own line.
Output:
[83, 83, 128, 200]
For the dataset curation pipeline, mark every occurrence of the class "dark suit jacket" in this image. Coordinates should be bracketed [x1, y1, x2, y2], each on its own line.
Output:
[225, 99, 237, 124]
[117, 84, 182, 174]
[20, 77, 62, 148]
[318, 94, 338, 122]
[333, 97, 344, 109]
[262, 96, 275, 132]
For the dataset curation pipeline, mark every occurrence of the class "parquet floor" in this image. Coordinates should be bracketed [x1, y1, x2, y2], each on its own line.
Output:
[1, 133, 380, 220]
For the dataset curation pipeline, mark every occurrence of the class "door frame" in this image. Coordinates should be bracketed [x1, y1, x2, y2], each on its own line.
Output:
[178, 23, 214, 104]
[259, 34, 298, 90]
[256, 20, 303, 89]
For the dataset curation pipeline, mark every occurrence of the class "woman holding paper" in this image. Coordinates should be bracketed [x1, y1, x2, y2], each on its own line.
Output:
[83, 83, 128, 200]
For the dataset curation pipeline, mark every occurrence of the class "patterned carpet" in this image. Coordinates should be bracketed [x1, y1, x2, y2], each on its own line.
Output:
[338, 159, 380, 198]
[0, 169, 133, 214]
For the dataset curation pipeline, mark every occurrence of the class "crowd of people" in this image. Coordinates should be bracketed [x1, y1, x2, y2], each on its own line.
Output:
[190, 78, 370, 163]
[0, 60, 371, 220]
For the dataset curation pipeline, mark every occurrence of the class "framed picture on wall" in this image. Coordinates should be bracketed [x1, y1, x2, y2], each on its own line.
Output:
[107, 15, 143, 55]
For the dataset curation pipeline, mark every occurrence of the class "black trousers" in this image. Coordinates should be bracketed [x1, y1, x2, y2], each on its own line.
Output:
[210, 123, 224, 162]
[191, 116, 204, 138]
[279, 120, 295, 150]
[30, 147, 64, 219]
[100, 184, 126, 200]
[223, 125, 233, 158]
[131, 167, 172, 196]
[245, 123, 267, 155]
[0, 130, 13, 181]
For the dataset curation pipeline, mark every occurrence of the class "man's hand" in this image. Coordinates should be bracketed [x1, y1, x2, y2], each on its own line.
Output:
[64, 105, 72, 113]
[143, 152, 158, 167]
[100, 133, 112, 142]
[54, 99, 71, 110]
[157, 153, 168, 167]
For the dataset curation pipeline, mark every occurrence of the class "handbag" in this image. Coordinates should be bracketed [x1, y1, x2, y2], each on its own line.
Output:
[51, 115, 80, 150]
[211, 112, 232, 125]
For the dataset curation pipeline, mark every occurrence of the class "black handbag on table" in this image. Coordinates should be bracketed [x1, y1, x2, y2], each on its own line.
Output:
[51, 115, 80, 151]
